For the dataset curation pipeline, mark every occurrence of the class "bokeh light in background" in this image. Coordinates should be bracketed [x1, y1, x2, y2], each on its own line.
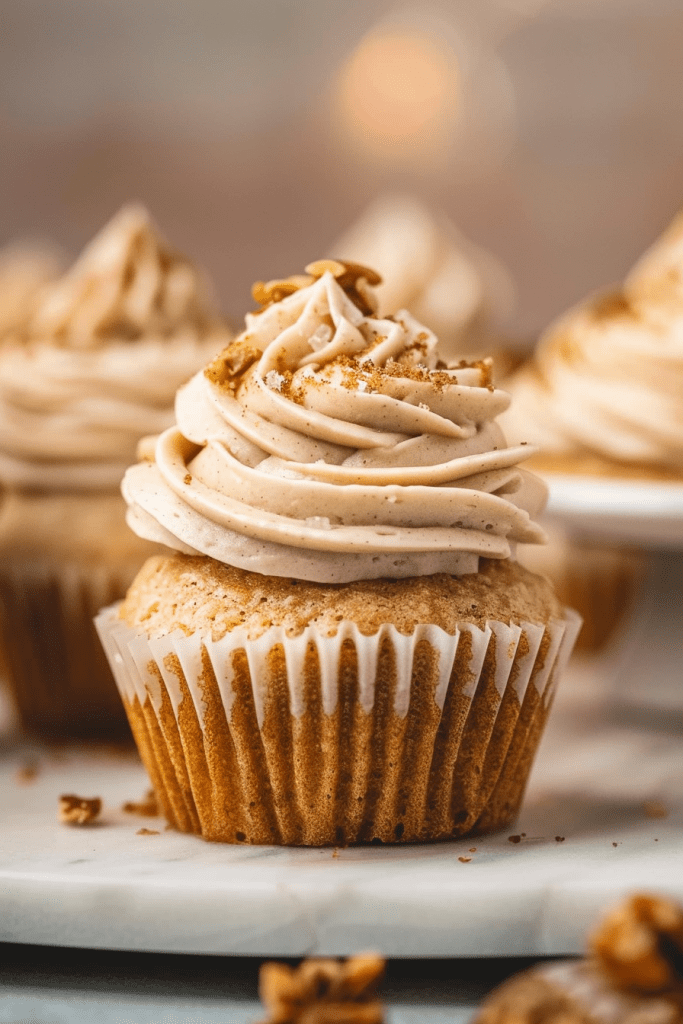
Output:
[333, 20, 461, 170]
[2, 0, 683, 339]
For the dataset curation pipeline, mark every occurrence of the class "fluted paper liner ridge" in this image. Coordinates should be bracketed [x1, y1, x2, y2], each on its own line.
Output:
[95, 605, 581, 845]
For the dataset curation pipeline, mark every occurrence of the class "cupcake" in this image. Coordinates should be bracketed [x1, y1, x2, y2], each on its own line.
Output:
[473, 894, 683, 1024]
[96, 258, 580, 844]
[500, 214, 683, 655]
[332, 194, 515, 367]
[502, 212, 683, 481]
[0, 205, 231, 738]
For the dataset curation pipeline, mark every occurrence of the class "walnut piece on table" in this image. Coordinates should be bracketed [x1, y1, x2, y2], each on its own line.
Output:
[58, 794, 101, 825]
[259, 954, 385, 1024]
[590, 894, 683, 994]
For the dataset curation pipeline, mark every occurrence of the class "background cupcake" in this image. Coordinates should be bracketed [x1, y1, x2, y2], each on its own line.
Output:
[0, 204, 231, 739]
[98, 259, 580, 845]
[500, 213, 683, 654]
[332, 194, 516, 370]
[502, 211, 683, 482]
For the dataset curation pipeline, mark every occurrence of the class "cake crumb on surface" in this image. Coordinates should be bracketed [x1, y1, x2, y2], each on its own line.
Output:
[508, 834, 522, 844]
[459, 856, 472, 863]
[58, 794, 101, 825]
[15, 760, 39, 784]
[136, 827, 160, 836]
[643, 800, 668, 819]
[122, 788, 159, 817]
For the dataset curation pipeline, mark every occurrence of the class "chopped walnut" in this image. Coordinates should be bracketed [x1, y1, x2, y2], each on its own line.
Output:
[259, 954, 385, 1023]
[251, 260, 382, 318]
[122, 788, 159, 818]
[590, 894, 683, 994]
[58, 794, 102, 825]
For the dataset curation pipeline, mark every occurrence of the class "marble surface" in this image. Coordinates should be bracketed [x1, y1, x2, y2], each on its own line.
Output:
[1, 661, 682, 958]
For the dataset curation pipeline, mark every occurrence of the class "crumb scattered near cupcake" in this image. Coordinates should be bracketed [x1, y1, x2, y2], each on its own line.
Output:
[122, 789, 159, 817]
[259, 953, 385, 1023]
[14, 759, 40, 784]
[472, 894, 683, 1024]
[644, 800, 669, 820]
[58, 794, 102, 825]
[136, 828, 160, 836]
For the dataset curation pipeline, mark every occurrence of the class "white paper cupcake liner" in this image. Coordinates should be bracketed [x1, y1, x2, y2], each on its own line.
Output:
[96, 605, 581, 845]
[0, 555, 141, 738]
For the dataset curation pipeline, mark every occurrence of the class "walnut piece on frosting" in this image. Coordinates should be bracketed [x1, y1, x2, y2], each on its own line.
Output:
[590, 894, 683, 994]
[259, 954, 385, 1024]
[252, 259, 382, 317]
[58, 794, 102, 825]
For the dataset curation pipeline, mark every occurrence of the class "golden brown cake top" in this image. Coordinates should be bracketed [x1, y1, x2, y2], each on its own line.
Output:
[119, 553, 562, 641]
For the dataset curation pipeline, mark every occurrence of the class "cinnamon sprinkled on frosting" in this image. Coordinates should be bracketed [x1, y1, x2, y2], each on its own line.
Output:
[123, 261, 547, 583]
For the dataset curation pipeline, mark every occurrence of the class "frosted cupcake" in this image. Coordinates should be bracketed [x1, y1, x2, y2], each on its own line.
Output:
[502, 214, 683, 653]
[97, 259, 580, 844]
[0, 205, 231, 738]
[503, 211, 683, 481]
[332, 194, 515, 367]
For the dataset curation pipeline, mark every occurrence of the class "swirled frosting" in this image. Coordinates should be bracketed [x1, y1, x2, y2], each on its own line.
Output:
[123, 260, 546, 583]
[0, 206, 230, 490]
[503, 214, 683, 473]
[332, 194, 514, 361]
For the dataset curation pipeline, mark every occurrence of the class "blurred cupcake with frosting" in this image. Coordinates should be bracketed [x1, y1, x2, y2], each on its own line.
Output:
[0, 205, 231, 739]
[501, 213, 683, 654]
[331, 194, 516, 371]
[503, 211, 683, 481]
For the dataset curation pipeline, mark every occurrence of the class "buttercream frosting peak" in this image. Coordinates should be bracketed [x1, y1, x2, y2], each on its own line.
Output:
[0, 208, 231, 491]
[123, 264, 546, 582]
[26, 204, 220, 350]
[503, 213, 683, 472]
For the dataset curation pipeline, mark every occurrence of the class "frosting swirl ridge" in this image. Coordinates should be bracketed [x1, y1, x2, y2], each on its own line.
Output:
[124, 262, 546, 582]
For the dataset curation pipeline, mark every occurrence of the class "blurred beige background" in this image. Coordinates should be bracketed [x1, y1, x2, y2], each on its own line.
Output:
[2, 0, 683, 337]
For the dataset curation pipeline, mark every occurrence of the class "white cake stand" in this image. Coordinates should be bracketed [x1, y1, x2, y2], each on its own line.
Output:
[543, 475, 683, 716]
